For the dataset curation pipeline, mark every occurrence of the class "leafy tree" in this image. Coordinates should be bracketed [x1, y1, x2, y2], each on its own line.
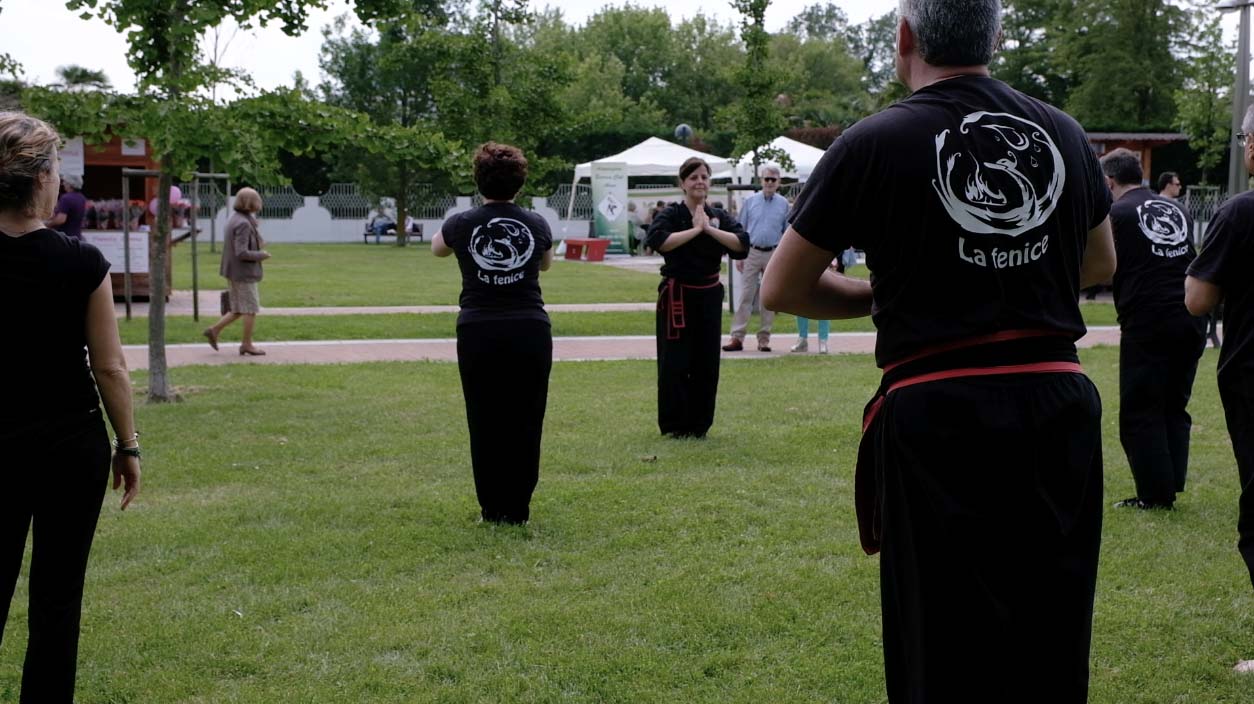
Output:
[1062, 0, 1186, 131]
[728, 0, 792, 177]
[995, 0, 1075, 107]
[55, 65, 112, 90]
[846, 10, 901, 101]
[57, 0, 369, 401]
[1174, 2, 1232, 183]
[786, 2, 850, 41]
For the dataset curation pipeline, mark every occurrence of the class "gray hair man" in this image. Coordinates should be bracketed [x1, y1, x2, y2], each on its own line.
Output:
[761, 0, 1116, 699]
[1185, 103, 1254, 675]
[723, 164, 788, 352]
[1099, 148, 1204, 512]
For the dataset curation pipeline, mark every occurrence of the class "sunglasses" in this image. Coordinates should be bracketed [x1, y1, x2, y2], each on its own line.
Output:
[762, 177, 779, 182]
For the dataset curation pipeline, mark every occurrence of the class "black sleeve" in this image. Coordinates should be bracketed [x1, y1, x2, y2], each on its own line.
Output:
[788, 136, 859, 254]
[441, 213, 462, 247]
[716, 208, 751, 260]
[79, 240, 111, 297]
[645, 206, 675, 251]
[535, 214, 553, 251]
[1082, 145, 1113, 229]
[1187, 201, 1241, 286]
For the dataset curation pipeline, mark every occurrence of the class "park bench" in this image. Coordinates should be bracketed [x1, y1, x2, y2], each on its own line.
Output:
[363, 222, 423, 244]
[563, 237, 611, 262]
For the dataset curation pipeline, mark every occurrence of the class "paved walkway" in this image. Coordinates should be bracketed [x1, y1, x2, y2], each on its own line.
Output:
[122, 327, 1126, 370]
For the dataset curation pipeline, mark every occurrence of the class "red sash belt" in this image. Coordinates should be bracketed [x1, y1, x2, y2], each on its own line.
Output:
[855, 330, 1083, 556]
[661, 274, 721, 340]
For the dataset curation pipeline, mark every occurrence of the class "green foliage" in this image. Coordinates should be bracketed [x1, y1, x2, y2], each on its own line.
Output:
[54, 64, 111, 89]
[728, 0, 792, 176]
[1174, 2, 1232, 183]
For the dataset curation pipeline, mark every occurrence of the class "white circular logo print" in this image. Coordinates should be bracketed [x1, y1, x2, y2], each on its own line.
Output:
[469, 217, 536, 272]
[1136, 199, 1188, 246]
[932, 111, 1066, 237]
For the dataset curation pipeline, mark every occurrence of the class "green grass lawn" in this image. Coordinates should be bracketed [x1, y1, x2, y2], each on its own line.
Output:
[172, 242, 660, 307]
[120, 305, 1122, 344]
[3, 348, 1252, 702]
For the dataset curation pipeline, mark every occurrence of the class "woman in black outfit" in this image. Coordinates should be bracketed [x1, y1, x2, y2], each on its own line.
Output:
[0, 111, 141, 703]
[432, 143, 553, 524]
[645, 157, 750, 437]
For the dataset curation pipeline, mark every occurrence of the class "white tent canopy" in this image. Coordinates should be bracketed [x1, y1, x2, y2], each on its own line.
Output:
[734, 136, 829, 183]
[574, 137, 733, 180]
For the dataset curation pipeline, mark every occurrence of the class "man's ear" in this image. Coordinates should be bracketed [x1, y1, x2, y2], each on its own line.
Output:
[897, 17, 914, 59]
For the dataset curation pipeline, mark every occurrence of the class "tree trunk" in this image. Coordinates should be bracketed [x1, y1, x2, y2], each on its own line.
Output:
[147, 159, 177, 402]
[396, 166, 410, 248]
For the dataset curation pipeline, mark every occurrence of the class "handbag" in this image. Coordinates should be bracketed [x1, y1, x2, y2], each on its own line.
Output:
[220, 289, 231, 315]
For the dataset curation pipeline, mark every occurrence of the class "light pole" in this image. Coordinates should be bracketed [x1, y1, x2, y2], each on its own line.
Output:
[1221, 0, 1254, 195]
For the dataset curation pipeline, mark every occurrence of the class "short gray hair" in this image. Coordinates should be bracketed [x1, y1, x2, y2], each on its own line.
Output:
[758, 164, 781, 178]
[62, 173, 83, 190]
[899, 0, 1002, 67]
[1242, 103, 1254, 135]
[1100, 148, 1143, 186]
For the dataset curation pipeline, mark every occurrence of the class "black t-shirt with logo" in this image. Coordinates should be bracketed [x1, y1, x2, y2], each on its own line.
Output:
[441, 202, 552, 326]
[790, 75, 1111, 367]
[1110, 188, 1198, 335]
[1187, 190, 1254, 379]
[0, 228, 111, 429]
[645, 202, 750, 282]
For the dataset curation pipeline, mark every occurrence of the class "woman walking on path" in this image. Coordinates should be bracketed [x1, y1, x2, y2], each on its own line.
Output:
[645, 157, 750, 438]
[433, 143, 553, 524]
[0, 111, 141, 704]
[204, 187, 270, 355]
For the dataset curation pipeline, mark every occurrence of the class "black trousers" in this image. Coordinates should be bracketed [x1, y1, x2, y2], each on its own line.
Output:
[656, 280, 724, 437]
[456, 319, 552, 524]
[1119, 316, 1206, 506]
[1, 410, 111, 704]
[1218, 369, 1254, 589]
[875, 373, 1103, 703]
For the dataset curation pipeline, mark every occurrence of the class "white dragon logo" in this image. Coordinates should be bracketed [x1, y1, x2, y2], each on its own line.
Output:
[468, 217, 535, 272]
[933, 111, 1066, 237]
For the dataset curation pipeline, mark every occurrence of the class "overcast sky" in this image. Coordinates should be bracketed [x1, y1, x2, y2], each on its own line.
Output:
[2, 0, 899, 94]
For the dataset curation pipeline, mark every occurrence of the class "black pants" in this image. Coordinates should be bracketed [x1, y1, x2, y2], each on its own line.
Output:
[1119, 317, 1206, 506]
[656, 280, 724, 437]
[875, 373, 1103, 703]
[1219, 369, 1254, 589]
[1, 410, 111, 704]
[456, 319, 552, 524]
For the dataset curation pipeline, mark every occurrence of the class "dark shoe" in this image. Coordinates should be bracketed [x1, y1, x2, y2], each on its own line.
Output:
[203, 327, 219, 351]
[722, 338, 744, 352]
[1113, 497, 1174, 510]
[758, 342, 772, 352]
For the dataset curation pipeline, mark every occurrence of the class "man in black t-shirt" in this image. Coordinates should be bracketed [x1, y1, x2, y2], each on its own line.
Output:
[1185, 106, 1254, 674]
[1100, 148, 1206, 510]
[761, 0, 1115, 700]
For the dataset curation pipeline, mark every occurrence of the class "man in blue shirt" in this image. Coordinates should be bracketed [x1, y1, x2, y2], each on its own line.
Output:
[724, 164, 790, 352]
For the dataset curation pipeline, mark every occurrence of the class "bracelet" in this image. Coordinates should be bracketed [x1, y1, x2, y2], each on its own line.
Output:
[114, 444, 142, 459]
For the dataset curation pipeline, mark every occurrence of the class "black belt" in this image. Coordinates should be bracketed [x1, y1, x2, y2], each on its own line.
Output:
[752, 245, 777, 252]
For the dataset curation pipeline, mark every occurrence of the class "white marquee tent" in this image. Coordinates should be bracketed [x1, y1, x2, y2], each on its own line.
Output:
[573, 137, 734, 180]
[734, 136, 829, 183]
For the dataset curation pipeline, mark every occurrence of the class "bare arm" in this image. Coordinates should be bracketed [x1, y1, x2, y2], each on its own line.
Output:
[540, 247, 553, 271]
[762, 227, 873, 319]
[1079, 216, 1116, 290]
[431, 230, 453, 257]
[85, 277, 141, 509]
[1185, 276, 1222, 316]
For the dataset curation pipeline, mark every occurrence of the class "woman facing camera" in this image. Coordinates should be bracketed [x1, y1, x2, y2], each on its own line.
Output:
[204, 187, 270, 355]
[433, 143, 553, 524]
[0, 111, 141, 703]
[645, 157, 749, 438]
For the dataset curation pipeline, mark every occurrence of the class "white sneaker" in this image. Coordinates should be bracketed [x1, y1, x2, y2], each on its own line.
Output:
[790, 339, 808, 353]
[818, 341, 828, 354]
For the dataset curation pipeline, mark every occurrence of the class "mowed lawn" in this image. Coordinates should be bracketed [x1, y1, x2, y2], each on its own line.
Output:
[171, 241, 660, 306]
[3, 348, 1253, 702]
